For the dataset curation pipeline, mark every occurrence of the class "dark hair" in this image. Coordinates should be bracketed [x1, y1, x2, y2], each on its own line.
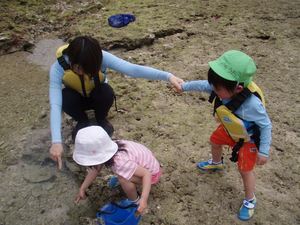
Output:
[104, 141, 127, 168]
[64, 36, 103, 76]
[207, 68, 243, 92]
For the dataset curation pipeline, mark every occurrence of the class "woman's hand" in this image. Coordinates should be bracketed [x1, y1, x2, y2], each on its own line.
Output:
[49, 143, 63, 170]
[169, 74, 184, 93]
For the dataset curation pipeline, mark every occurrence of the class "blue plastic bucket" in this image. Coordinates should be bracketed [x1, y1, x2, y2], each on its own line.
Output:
[96, 200, 141, 225]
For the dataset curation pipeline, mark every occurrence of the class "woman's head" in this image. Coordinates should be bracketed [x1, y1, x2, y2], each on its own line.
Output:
[73, 126, 118, 167]
[64, 36, 102, 76]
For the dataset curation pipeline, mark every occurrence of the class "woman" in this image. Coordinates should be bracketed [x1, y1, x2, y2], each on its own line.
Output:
[49, 36, 183, 169]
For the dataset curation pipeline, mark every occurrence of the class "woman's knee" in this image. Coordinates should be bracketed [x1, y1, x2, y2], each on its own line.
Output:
[62, 88, 83, 108]
[91, 84, 115, 104]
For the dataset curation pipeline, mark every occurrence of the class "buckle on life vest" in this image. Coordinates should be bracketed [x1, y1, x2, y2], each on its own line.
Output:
[230, 138, 244, 162]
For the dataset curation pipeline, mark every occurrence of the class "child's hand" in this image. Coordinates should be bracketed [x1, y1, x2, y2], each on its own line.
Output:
[169, 74, 184, 93]
[137, 197, 148, 215]
[87, 165, 101, 174]
[256, 155, 268, 165]
[75, 189, 87, 204]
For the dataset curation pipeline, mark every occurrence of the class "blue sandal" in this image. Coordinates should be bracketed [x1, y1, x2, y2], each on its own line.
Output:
[108, 175, 120, 189]
[197, 159, 224, 171]
[238, 197, 257, 221]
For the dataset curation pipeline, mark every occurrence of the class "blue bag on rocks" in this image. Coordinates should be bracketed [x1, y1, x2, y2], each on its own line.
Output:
[108, 14, 136, 28]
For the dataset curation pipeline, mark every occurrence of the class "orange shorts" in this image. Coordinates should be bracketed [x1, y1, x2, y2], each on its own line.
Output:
[210, 125, 258, 172]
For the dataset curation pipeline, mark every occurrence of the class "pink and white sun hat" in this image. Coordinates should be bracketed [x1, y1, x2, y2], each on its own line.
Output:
[73, 126, 118, 166]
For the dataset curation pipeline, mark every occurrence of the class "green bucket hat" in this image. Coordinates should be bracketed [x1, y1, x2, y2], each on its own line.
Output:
[208, 50, 257, 86]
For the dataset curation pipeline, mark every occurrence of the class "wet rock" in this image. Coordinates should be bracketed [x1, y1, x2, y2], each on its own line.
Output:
[23, 164, 56, 184]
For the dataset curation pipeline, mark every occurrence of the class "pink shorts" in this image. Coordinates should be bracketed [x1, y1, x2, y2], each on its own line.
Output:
[151, 168, 162, 184]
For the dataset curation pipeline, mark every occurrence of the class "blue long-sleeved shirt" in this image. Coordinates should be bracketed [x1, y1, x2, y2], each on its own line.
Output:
[49, 50, 172, 143]
[182, 80, 272, 157]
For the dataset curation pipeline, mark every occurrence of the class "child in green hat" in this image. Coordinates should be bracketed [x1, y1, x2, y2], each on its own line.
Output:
[181, 50, 272, 220]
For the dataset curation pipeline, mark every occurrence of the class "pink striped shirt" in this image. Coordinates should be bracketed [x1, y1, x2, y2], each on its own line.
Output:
[111, 140, 160, 180]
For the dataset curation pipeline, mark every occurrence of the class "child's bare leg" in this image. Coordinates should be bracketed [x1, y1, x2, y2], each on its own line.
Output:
[118, 175, 139, 201]
[239, 170, 255, 200]
[211, 142, 223, 163]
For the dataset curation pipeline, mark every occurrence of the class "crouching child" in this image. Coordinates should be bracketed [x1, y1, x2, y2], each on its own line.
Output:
[72, 126, 162, 214]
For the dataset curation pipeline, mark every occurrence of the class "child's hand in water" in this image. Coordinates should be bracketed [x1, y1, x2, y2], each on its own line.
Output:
[75, 188, 87, 203]
[74, 165, 101, 204]
[137, 197, 148, 215]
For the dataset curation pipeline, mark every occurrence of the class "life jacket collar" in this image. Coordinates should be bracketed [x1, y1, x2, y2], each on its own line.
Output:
[56, 44, 105, 97]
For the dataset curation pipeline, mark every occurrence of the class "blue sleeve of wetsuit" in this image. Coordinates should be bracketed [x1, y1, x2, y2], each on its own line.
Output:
[101, 50, 172, 81]
[236, 96, 272, 157]
[181, 80, 212, 93]
[50, 51, 172, 143]
[49, 60, 64, 143]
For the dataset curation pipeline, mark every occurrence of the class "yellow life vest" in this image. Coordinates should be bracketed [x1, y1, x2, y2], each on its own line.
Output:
[56, 44, 105, 97]
[211, 82, 265, 142]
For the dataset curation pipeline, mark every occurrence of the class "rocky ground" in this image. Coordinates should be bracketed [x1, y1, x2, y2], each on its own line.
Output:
[0, 0, 299, 224]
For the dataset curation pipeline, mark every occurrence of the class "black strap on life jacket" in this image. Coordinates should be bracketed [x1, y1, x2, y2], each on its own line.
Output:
[114, 95, 118, 112]
[208, 91, 222, 116]
[208, 88, 252, 114]
[226, 89, 251, 162]
[229, 127, 261, 163]
[79, 76, 88, 98]
[57, 55, 88, 98]
[57, 56, 70, 70]
[93, 73, 102, 90]
[208, 88, 258, 163]
[251, 125, 261, 149]
[230, 138, 244, 162]
[225, 88, 252, 112]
